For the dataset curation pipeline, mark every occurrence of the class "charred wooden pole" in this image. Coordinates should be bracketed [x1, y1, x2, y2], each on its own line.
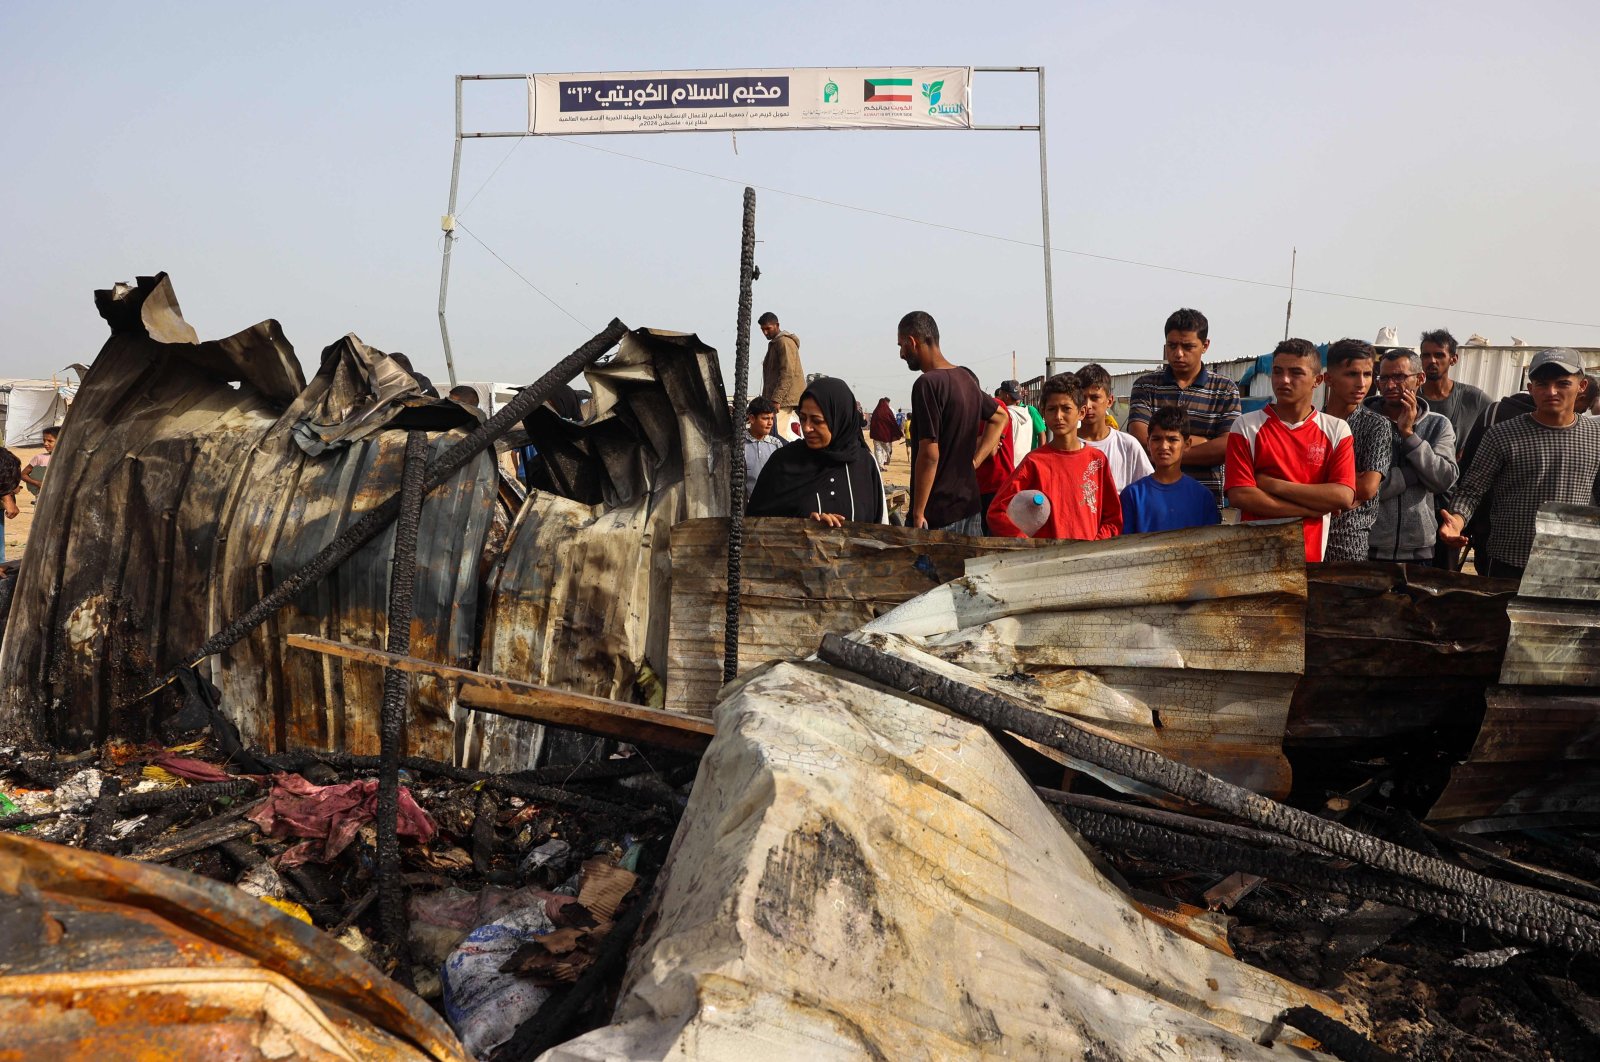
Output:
[377, 430, 427, 958]
[722, 188, 757, 685]
[135, 319, 628, 700]
[817, 632, 1600, 955]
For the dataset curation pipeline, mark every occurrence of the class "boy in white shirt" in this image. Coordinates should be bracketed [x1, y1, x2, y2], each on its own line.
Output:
[1076, 363, 1153, 491]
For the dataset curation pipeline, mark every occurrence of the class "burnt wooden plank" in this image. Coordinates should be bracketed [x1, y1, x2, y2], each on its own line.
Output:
[288, 633, 712, 752]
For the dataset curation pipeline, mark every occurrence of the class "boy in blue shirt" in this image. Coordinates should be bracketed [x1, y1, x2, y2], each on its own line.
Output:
[1120, 405, 1222, 534]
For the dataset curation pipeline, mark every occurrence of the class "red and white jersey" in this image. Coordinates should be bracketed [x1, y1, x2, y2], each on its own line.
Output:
[1224, 406, 1356, 562]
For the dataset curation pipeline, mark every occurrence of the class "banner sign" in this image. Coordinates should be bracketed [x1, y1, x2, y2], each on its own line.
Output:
[528, 67, 972, 135]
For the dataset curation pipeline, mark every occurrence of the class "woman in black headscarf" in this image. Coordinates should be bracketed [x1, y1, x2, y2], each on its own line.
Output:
[747, 377, 886, 526]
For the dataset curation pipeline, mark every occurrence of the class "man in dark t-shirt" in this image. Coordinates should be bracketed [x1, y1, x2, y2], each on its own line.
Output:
[897, 311, 1008, 533]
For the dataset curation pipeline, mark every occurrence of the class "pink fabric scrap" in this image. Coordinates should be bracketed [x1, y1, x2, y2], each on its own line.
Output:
[150, 752, 235, 784]
[247, 772, 436, 866]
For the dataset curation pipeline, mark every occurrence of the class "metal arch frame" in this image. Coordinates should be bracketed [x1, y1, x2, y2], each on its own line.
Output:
[437, 67, 1056, 386]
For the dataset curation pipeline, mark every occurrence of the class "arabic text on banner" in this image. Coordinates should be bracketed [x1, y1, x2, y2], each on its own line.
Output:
[528, 67, 973, 134]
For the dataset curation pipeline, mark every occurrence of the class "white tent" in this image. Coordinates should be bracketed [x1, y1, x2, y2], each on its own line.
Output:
[0, 380, 75, 447]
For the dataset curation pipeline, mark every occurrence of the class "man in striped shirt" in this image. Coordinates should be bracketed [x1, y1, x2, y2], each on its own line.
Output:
[1128, 307, 1242, 509]
[1225, 339, 1356, 563]
[1441, 348, 1600, 580]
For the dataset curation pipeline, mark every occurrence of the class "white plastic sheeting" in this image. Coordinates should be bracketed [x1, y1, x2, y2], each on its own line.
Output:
[1, 381, 72, 447]
[545, 658, 1337, 1060]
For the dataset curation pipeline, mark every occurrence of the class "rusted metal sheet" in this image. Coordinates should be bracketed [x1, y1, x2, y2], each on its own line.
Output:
[0, 275, 500, 760]
[665, 518, 1047, 715]
[1518, 503, 1600, 602]
[472, 329, 730, 768]
[0, 832, 466, 1061]
[1287, 564, 1515, 742]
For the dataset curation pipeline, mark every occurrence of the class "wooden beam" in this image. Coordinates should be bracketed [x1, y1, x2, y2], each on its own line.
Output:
[286, 634, 714, 753]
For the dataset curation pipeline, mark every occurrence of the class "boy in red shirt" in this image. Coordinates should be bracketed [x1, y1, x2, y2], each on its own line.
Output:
[1225, 338, 1356, 562]
[987, 372, 1121, 540]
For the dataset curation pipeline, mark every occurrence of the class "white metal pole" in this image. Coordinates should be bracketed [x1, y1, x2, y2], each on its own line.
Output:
[438, 76, 465, 386]
[1036, 68, 1058, 380]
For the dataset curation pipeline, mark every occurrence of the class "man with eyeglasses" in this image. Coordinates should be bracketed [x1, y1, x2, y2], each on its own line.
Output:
[1127, 307, 1241, 510]
[1363, 348, 1458, 563]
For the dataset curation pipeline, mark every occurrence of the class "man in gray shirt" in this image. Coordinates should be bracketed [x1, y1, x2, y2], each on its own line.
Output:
[1365, 349, 1458, 562]
[1419, 329, 1490, 453]
[1442, 348, 1600, 579]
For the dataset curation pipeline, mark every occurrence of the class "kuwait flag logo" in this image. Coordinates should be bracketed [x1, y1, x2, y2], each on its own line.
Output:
[863, 77, 913, 103]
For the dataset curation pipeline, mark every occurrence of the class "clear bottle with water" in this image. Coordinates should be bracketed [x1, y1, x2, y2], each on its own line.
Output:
[1006, 490, 1051, 536]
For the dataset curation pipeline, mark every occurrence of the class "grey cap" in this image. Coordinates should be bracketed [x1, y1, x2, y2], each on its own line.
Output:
[1529, 347, 1584, 375]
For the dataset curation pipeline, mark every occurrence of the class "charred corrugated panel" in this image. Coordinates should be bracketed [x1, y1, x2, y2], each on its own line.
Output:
[998, 664, 1299, 796]
[1499, 506, 1599, 688]
[214, 430, 499, 759]
[666, 518, 1049, 715]
[1500, 600, 1600, 687]
[470, 329, 729, 770]
[1427, 688, 1600, 828]
[1428, 506, 1600, 827]
[0, 275, 501, 761]
[0, 275, 299, 746]
[920, 594, 1305, 674]
[1285, 564, 1515, 744]
[1518, 503, 1600, 603]
[844, 522, 1308, 797]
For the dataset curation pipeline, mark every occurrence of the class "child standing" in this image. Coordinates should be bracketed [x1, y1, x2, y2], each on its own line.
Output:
[987, 372, 1122, 540]
[1120, 405, 1223, 533]
[1076, 363, 1153, 491]
[22, 425, 58, 495]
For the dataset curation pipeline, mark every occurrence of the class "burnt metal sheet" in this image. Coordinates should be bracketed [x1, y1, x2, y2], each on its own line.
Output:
[1499, 504, 1600, 686]
[1500, 600, 1600, 687]
[1427, 688, 1600, 827]
[1008, 664, 1298, 796]
[665, 518, 1048, 715]
[920, 593, 1305, 674]
[876, 520, 1307, 640]
[1430, 506, 1600, 826]
[472, 329, 730, 769]
[857, 521, 1308, 797]
[0, 832, 466, 1061]
[1518, 503, 1600, 603]
[219, 429, 499, 758]
[1287, 563, 1515, 743]
[0, 275, 501, 760]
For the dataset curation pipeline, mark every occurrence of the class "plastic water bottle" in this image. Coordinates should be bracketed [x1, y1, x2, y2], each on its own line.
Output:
[1006, 491, 1051, 536]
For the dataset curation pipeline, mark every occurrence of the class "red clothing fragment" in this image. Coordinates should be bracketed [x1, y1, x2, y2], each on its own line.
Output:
[975, 403, 1016, 495]
[247, 772, 435, 865]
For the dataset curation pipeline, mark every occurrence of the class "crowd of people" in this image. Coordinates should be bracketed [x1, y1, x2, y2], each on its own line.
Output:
[741, 306, 1600, 581]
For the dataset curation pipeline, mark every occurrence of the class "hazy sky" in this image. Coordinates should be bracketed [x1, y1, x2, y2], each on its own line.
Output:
[3, 1, 1597, 408]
